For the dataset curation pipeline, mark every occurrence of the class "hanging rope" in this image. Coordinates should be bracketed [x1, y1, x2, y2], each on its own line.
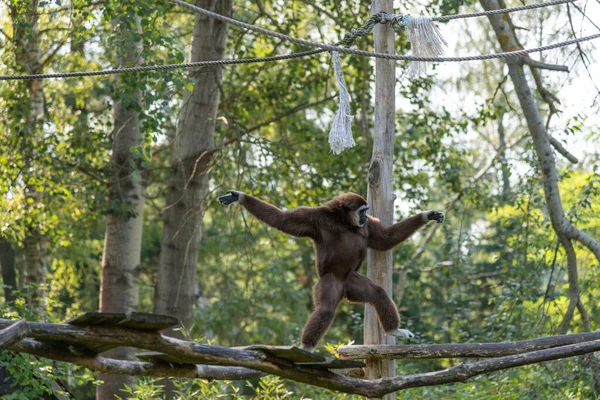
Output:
[328, 51, 355, 154]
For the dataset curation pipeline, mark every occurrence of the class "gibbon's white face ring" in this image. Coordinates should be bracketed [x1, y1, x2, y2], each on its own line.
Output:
[355, 205, 369, 227]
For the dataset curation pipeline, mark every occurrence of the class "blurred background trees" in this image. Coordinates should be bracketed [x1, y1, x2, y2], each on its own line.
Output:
[0, 0, 599, 398]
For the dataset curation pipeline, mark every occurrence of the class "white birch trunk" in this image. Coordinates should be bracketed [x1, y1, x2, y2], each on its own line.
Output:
[10, 0, 47, 316]
[154, 0, 232, 332]
[10, 0, 48, 317]
[96, 13, 145, 400]
[153, 1, 232, 397]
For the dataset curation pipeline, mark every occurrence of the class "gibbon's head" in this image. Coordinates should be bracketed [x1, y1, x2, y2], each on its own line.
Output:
[327, 193, 369, 228]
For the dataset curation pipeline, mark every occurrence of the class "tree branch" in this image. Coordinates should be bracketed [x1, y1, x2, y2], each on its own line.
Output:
[374, 339, 600, 396]
[522, 57, 569, 72]
[401, 134, 527, 269]
[548, 135, 579, 164]
[13, 338, 267, 380]
[222, 95, 337, 147]
[4, 318, 600, 398]
[299, 0, 352, 30]
[0, 28, 12, 41]
[481, 0, 600, 328]
[0, 321, 29, 350]
[338, 331, 600, 359]
[567, 3, 600, 104]
[567, 227, 600, 265]
[557, 241, 581, 335]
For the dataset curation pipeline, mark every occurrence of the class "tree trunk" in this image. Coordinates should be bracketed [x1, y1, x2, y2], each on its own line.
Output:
[365, 1, 396, 398]
[0, 238, 17, 304]
[481, 0, 600, 390]
[10, 0, 48, 316]
[96, 12, 145, 400]
[497, 108, 510, 199]
[153, 0, 232, 396]
[154, 0, 231, 336]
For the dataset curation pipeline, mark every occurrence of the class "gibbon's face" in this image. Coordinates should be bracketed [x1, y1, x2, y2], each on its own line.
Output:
[350, 205, 369, 227]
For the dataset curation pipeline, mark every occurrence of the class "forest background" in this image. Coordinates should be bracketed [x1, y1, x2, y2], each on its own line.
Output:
[0, 0, 599, 398]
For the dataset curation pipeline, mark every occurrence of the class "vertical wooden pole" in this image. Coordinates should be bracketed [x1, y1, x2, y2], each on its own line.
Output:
[366, 0, 396, 399]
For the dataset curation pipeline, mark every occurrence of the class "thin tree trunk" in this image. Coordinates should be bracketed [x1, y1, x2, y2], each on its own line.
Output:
[153, 0, 232, 397]
[0, 238, 17, 304]
[497, 108, 510, 199]
[10, 0, 48, 316]
[365, 1, 396, 398]
[481, 0, 600, 389]
[96, 11, 145, 400]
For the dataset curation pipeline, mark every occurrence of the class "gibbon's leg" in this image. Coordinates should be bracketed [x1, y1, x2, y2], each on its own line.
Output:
[344, 272, 414, 339]
[300, 273, 344, 351]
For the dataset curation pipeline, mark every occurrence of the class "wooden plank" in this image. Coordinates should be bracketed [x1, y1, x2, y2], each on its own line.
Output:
[117, 312, 179, 331]
[366, 1, 396, 399]
[31, 337, 117, 354]
[136, 351, 212, 364]
[67, 312, 127, 327]
[240, 345, 326, 363]
[296, 359, 366, 370]
[136, 349, 360, 370]
[67, 312, 178, 332]
[80, 342, 118, 353]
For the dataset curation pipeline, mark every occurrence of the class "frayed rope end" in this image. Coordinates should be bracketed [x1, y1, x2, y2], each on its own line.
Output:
[403, 16, 447, 77]
[328, 51, 355, 155]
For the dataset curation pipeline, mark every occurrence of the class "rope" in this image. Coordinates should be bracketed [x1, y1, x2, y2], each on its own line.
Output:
[432, 0, 575, 21]
[1, 32, 598, 81]
[166, 0, 598, 61]
[168, 0, 576, 48]
[0, 11, 383, 81]
[0, 50, 326, 81]
[1, 0, 598, 81]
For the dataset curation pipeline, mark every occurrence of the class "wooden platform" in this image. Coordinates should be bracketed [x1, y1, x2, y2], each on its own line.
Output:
[138, 346, 364, 370]
[68, 312, 179, 331]
[60, 312, 179, 353]
[61, 312, 364, 371]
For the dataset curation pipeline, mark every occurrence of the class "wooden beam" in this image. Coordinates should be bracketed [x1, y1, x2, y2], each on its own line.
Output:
[0, 320, 29, 350]
[366, 1, 396, 398]
[4, 318, 600, 397]
[14, 339, 267, 380]
[338, 331, 600, 359]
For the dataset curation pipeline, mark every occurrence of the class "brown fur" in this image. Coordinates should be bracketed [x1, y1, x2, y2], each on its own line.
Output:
[238, 192, 431, 349]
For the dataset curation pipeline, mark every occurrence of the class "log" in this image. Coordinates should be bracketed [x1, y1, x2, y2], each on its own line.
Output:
[366, 1, 396, 399]
[338, 331, 600, 359]
[4, 318, 600, 398]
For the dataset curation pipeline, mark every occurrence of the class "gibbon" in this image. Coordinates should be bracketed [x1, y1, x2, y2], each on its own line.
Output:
[219, 191, 444, 351]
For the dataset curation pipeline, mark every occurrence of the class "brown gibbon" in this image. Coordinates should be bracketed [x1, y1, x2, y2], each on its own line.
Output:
[218, 191, 444, 351]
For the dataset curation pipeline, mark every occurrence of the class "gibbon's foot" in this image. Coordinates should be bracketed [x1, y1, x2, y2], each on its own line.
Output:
[386, 328, 415, 340]
[218, 190, 242, 205]
[427, 210, 445, 224]
[298, 344, 315, 352]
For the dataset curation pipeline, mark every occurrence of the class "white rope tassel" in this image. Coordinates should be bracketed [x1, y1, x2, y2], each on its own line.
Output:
[328, 51, 355, 155]
[404, 16, 447, 76]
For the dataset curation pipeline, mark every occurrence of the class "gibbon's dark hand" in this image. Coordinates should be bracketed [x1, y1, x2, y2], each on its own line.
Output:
[427, 210, 445, 224]
[218, 191, 242, 206]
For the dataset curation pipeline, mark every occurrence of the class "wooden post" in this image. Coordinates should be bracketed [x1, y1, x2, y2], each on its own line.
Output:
[365, 0, 396, 398]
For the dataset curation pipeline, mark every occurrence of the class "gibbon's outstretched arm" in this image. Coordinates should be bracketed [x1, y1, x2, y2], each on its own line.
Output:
[367, 211, 444, 251]
[218, 191, 318, 239]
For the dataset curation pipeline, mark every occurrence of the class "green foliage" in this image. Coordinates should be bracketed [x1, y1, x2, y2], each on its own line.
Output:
[0, 352, 55, 400]
[1, 0, 600, 398]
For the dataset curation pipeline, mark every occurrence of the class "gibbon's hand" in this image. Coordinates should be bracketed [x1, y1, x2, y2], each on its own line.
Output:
[427, 210, 445, 224]
[218, 190, 242, 206]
